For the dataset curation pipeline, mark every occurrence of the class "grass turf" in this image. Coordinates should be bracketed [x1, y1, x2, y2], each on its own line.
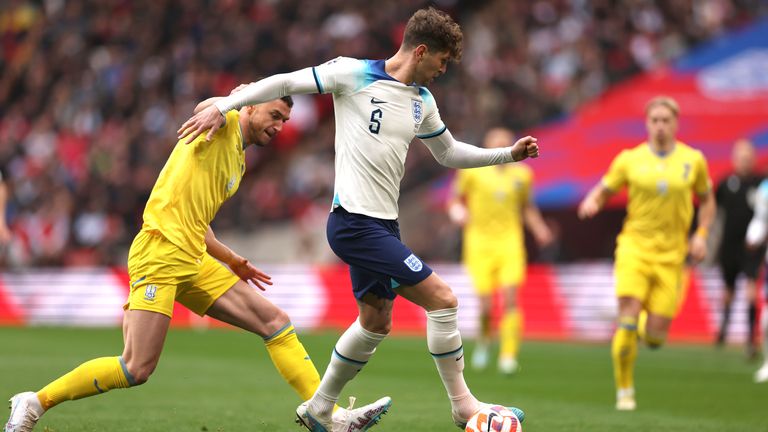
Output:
[1, 327, 765, 431]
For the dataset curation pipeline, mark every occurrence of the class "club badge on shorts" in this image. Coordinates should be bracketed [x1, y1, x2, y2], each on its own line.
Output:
[404, 253, 423, 272]
[144, 284, 158, 301]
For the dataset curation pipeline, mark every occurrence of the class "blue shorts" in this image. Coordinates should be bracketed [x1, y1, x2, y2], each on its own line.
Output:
[327, 207, 433, 300]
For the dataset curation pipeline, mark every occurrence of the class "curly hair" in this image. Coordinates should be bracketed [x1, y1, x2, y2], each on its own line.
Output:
[402, 7, 463, 62]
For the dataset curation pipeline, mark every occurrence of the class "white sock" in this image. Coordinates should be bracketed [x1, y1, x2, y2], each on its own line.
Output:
[308, 318, 386, 417]
[426, 308, 478, 419]
[762, 305, 768, 360]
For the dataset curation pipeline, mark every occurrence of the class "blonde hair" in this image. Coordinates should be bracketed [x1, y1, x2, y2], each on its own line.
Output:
[645, 96, 680, 117]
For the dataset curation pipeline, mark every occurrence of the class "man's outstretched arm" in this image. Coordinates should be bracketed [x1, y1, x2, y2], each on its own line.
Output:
[178, 68, 319, 143]
[205, 226, 272, 291]
[420, 129, 539, 169]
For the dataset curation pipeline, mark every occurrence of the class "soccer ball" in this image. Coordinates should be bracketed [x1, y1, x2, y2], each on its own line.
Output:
[464, 405, 522, 432]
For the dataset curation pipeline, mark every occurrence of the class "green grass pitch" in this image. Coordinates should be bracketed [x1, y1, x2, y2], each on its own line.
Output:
[1, 327, 765, 431]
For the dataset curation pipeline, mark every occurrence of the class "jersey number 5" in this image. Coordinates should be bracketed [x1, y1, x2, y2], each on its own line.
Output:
[369, 109, 383, 134]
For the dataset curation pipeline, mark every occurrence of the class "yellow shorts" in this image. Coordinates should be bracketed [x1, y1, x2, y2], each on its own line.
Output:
[124, 230, 240, 318]
[614, 252, 687, 318]
[464, 246, 525, 296]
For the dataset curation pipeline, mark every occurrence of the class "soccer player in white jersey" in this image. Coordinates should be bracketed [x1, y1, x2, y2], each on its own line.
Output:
[746, 178, 768, 383]
[179, 8, 539, 431]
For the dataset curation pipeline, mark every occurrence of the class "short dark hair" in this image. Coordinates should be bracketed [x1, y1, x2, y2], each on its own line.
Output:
[280, 96, 294, 108]
[402, 7, 463, 62]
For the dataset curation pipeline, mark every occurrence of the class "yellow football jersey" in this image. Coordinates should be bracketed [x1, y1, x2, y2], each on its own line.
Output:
[602, 142, 711, 264]
[455, 164, 533, 246]
[141, 110, 245, 259]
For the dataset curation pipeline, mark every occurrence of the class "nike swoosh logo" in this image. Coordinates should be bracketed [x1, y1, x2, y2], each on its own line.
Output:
[456, 354, 464, 361]
[370, 97, 388, 105]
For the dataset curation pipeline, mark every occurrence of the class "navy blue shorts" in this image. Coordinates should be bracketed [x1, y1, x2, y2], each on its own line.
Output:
[327, 207, 433, 300]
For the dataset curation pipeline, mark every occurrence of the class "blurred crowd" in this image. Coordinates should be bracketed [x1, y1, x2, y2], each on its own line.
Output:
[0, 0, 764, 266]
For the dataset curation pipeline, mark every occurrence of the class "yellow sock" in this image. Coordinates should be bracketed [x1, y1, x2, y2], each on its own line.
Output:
[637, 310, 647, 341]
[264, 323, 321, 401]
[612, 317, 638, 390]
[37, 356, 134, 410]
[499, 310, 522, 359]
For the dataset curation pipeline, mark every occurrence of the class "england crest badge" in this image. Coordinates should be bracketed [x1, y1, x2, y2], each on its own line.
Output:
[404, 253, 423, 272]
[411, 99, 423, 125]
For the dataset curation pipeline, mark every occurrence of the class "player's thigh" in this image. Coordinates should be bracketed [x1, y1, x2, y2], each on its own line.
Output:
[204, 283, 289, 338]
[614, 253, 652, 306]
[328, 209, 433, 301]
[743, 245, 766, 282]
[498, 248, 525, 289]
[464, 248, 499, 297]
[125, 230, 197, 318]
[647, 262, 686, 319]
[176, 253, 239, 317]
[718, 252, 740, 290]
[398, 272, 457, 311]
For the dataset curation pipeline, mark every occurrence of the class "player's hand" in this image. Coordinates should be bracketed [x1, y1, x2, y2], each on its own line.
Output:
[447, 202, 468, 226]
[230, 83, 253, 95]
[0, 223, 11, 245]
[577, 198, 600, 220]
[535, 228, 555, 247]
[228, 256, 273, 291]
[177, 105, 226, 145]
[510, 136, 539, 161]
[689, 235, 707, 264]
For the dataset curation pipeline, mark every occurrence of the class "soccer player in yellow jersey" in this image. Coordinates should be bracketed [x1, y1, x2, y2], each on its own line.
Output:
[448, 128, 552, 374]
[5, 93, 389, 432]
[578, 96, 716, 411]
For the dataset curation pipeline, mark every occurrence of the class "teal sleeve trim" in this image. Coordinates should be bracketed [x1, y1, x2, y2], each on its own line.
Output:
[416, 125, 447, 139]
[312, 67, 324, 94]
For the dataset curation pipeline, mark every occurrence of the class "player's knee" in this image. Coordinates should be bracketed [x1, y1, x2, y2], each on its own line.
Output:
[435, 291, 458, 310]
[126, 362, 157, 385]
[366, 321, 392, 335]
[271, 309, 290, 329]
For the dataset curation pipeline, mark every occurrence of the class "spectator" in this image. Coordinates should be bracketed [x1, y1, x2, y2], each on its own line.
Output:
[0, 0, 764, 265]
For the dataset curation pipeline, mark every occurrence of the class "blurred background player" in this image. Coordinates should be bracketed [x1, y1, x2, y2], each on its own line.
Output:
[714, 139, 764, 358]
[746, 176, 768, 383]
[178, 7, 537, 430]
[0, 170, 11, 249]
[577, 96, 716, 410]
[448, 127, 552, 374]
[4, 95, 388, 432]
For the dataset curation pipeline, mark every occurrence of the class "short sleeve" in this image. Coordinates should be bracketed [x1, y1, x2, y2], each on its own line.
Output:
[693, 151, 713, 196]
[311, 57, 366, 95]
[601, 150, 629, 192]
[415, 87, 446, 139]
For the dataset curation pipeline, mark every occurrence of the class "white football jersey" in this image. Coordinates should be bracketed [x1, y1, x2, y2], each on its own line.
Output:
[312, 57, 446, 220]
